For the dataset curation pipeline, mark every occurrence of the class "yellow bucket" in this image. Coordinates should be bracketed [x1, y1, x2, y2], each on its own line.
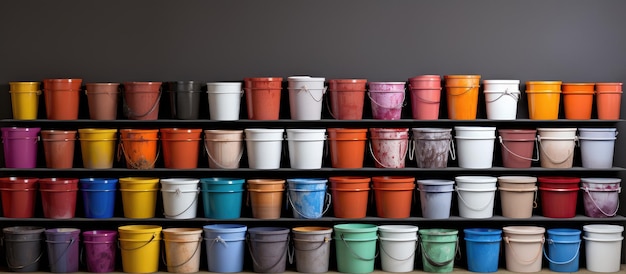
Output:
[118, 225, 162, 273]
[9, 82, 41, 120]
[78, 128, 118, 169]
[526, 81, 562, 120]
[119, 177, 159, 218]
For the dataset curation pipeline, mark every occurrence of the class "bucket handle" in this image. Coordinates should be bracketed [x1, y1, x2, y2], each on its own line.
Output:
[485, 88, 520, 103]
[455, 187, 495, 212]
[203, 141, 244, 169]
[543, 239, 581, 265]
[4, 243, 43, 270]
[408, 86, 441, 104]
[367, 91, 406, 109]
[118, 233, 157, 251]
[409, 137, 456, 162]
[117, 140, 160, 169]
[503, 236, 545, 265]
[499, 136, 540, 162]
[537, 136, 578, 165]
[289, 236, 331, 265]
[324, 92, 339, 119]
[287, 191, 331, 219]
[339, 233, 378, 261]
[47, 238, 76, 269]
[163, 187, 200, 218]
[418, 237, 460, 267]
[378, 238, 418, 262]
[122, 90, 162, 119]
[447, 85, 477, 96]
[247, 234, 290, 272]
[292, 85, 327, 102]
[161, 237, 202, 268]
[368, 140, 409, 168]
[581, 187, 621, 217]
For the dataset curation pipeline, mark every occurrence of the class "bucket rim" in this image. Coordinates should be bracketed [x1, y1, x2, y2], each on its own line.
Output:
[85, 82, 120, 86]
[292, 226, 333, 234]
[119, 128, 159, 134]
[526, 80, 562, 85]
[525, 90, 562, 94]
[79, 177, 119, 183]
[417, 179, 454, 186]
[160, 178, 200, 185]
[563, 82, 595, 86]
[547, 228, 581, 236]
[411, 127, 452, 133]
[159, 128, 203, 134]
[497, 176, 537, 184]
[82, 230, 118, 237]
[1, 127, 41, 132]
[583, 224, 624, 234]
[123, 81, 162, 85]
[444, 75, 481, 79]
[377, 225, 418, 233]
[77, 128, 118, 133]
[455, 176, 497, 183]
[206, 82, 243, 87]
[248, 227, 290, 235]
[9, 81, 40, 85]
[369, 81, 406, 85]
[44, 78, 82, 83]
[329, 78, 367, 84]
[483, 79, 521, 84]
[502, 226, 546, 234]
[41, 129, 77, 134]
[244, 77, 283, 82]
[369, 127, 410, 133]
[203, 224, 247, 231]
[578, 127, 617, 132]
[288, 75, 325, 82]
[244, 128, 285, 133]
[418, 228, 459, 236]
[0, 177, 38, 183]
[327, 128, 368, 133]
[2, 226, 45, 234]
[162, 228, 203, 235]
[537, 176, 580, 184]
[463, 228, 502, 236]
[408, 75, 441, 81]
[247, 179, 285, 185]
[580, 177, 621, 184]
[286, 128, 326, 133]
[498, 129, 537, 134]
[287, 178, 328, 184]
[39, 178, 79, 184]
[454, 126, 496, 131]
[333, 223, 378, 232]
[372, 176, 415, 183]
[329, 176, 371, 183]
[595, 82, 623, 86]
[118, 225, 162, 233]
[201, 177, 245, 184]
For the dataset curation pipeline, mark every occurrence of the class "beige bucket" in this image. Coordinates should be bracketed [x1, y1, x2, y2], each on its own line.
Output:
[498, 176, 537, 218]
[162, 228, 203, 273]
[502, 226, 545, 273]
[204, 130, 244, 169]
[537, 128, 577, 168]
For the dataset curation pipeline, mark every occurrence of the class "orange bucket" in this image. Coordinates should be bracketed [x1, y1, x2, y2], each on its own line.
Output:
[444, 75, 481, 120]
[372, 176, 415, 218]
[43, 78, 82, 120]
[595, 82, 623, 120]
[562, 83, 595, 120]
[327, 128, 367, 168]
[329, 176, 371, 218]
[247, 179, 285, 219]
[244, 77, 283, 120]
[160, 128, 202, 169]
[525, 81, 562, 120]
[119, 129, 159, 169]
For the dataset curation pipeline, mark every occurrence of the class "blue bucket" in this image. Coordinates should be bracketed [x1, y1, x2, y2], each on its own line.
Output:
[200, 178, 245, 219]
[417, 179, 454, 219]
[544, 228, 581, 272]
[79, 178, 117, 218]
[203, 224, 247, 273]
[464, 228, 502, 273]
[287, 178, 329, 219]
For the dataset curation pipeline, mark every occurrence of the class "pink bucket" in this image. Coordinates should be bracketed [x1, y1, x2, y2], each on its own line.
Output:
[369, 128, 409, 168]
[408, 75, 442, 120]
[1, 127, 41, 168]
[368, 82, 405, 120]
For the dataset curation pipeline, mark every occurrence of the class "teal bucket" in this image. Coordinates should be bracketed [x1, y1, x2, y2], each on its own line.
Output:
[419, 228, 459, 273]
[464, 228, 502, 273]
[544, 228, 581, 272]
[200, 178, 245, 219]
[333, 223, 378, 273]
[287, 178, 330, 219]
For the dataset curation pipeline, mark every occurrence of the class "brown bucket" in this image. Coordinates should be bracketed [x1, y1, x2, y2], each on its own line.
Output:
[42, 130, 77, 169]
[85, 83, 120, 120]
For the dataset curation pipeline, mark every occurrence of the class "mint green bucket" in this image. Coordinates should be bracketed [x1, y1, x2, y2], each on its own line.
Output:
[333, 224, 378, 273]
[419, 229, 459, 273]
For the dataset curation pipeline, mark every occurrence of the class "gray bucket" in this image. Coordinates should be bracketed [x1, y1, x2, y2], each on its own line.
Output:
[248, 227, 290, 273]
[2, 226, 45, 272]
[292, 227, 333, 273]
[45, 228, 80, 273]
[411, 128, 453, 168]
[168, 81, 202, 119]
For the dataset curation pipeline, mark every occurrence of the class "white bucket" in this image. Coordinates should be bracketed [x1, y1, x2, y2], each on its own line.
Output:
[583, 224, 624, 273]
[288, 76, 326, 120]
[244, 128, 284, 169]
[160, 178, 200, 219]
[206, 82, 243, 121]
[454, 176, 497, 189]
[204, 129, 244, 169]
[537, 128, 577, 168]
[454, 126, 496, 168]
[286, 129, 326, 169]
[483, 80, 520, 120]
[578, 129, 617, 168]
[378, 225, 418, 273]
[455, 187, 497, 218]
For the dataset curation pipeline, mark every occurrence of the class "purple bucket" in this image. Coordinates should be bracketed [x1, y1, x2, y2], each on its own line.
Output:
[1, 127, 40, 168]
[45, 228, 80, 273]
[368, 82, 405, 120]
[83, 230, 118, 273]
[581, 178, 621, 218]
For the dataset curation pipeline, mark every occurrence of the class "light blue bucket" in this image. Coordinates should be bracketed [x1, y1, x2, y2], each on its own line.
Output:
[203, 224, 247, 273]
[464, 228, 502, 273]
[544, 228, 581, 272]
[200, 178, 245, 219]
[417, 179, 454, 219]
[287, 178, 330, 219]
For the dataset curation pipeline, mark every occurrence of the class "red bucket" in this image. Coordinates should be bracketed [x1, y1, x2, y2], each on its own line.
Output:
[39, 178, 79, 219]
[538, 177, 580, 218]
[0, 177, 38, 218]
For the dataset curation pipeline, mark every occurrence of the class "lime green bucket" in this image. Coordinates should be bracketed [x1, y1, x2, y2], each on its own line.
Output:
[333, 223, 378, 273]
[419, 228, 459, 273]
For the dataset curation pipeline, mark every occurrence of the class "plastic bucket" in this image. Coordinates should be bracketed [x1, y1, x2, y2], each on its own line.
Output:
[2, 226, 45, 272]
[119, 177, 159, 218]
[582, 224, 624, 272]
[455, 186, 497, 219]
[417, 179, 454, 219]
[498, 176, 537, 218]
[538, 177, 580, 218]
[80, 178, 118, 218]
[245, 128, 284, 169]
[123, 81, 161, 120]
[85, 83, 120, 120]
[412, 128, 452, 168]
[168, 81, 202, 120]
[502, 226, 545, 273]
[119, 129, 159, 169]
[39, 178, 78, 219]
[408, 75, 441, 120]
[200, 177, 245, 219]
[328, 79, 367, 120]
[247, 179, 285, 219]
[370, 128, 409, 168]
[78, 128, 118, 169]
[378, 225, 418, 273]
[578, 128, 617, 168]
[288, 76, 326, 120]
[581, 177, 621, 217]
[537, 128, 577, 168]
[562, 83, 595, 119]
[526, 81, 562, 120]
[45, 228, 80, 273]
[9, 81, 40, 120]
[206, 82, 243, 120]
[327, 128, 367, 168]
[368, 82, 405, 120]
[372, 176, 415, 218]
[454, 126, 496, 168]
[595, 82, 622, 120]
[545, 228, 581, 272]
[203, 224, 247, 272]
[244, 77, 283, 120]
[444, 75, 481, 120]
[204, 129, 244, 169]
[118, 225, 162, 273]
[333, 223, 378, 273]
[286, 128, 326, 169]
[292, 226, 333, 273]
[0, 177, 38, 218]
[464, 228, 502, 273]
[498, 129, 537, 168]
[41, 130, 76, 169]
[483, 80, 521, 120]
[1, 127, 40, 168]
[329, 176, 370, 218]
[43, 78, 81, 120]
[83, 230, 117, 273]
[248, 227, 290, 273]
[162, 228, 203, 273]
[161, 178, 200, 219]
[419, 228, 458, 273]
[161, 128, 202, 169]
[287, 178, 329, 219]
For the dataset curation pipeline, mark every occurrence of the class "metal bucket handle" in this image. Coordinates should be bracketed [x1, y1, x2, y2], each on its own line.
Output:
[162, 187, 200, 218]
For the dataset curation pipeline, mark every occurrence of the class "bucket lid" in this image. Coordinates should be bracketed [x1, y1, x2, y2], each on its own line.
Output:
[537, 177, 580, 184]
[503, 226, 545, 235]
[417, 179, 454, 186]
[497, 176, 537, 184]
[583, 224, 624, 234]
[580, 178, 621, 184]
[378, 225, 418, 233]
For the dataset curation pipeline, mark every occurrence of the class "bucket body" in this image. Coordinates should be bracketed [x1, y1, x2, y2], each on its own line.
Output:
[333, 224, 378, 273]
[408, 75, 441, 120]
[1, 127, 41, 168]
[78, 128, 118, 169]
[40, 178, 79, 219]
[329, 176, 370, 218]
[372, 176, 415, 218]
[538, 176, 580, 218]
[0, 177, 38, 218]
[119, 129, 159, 169]
[292, 226, 333, 273]
[123, 82, 162, 120]
[595, 82, 622, 120]
[161, 128, 202, 169]
[412, 128, 452, 168]
[545, 228, 581, 272]
[203, 224, 247, 272]
[206, 82, 243, 120]
[583, 224, 624, 272]
[562, 83, 595, 119]
[419, 228, 458, 273]
[288, 76, 326, 120]
[161, 178, 200, 219]
[85, 83, 119, 120]
[287, 128, 326, 169]
[45, 228, 80, 273]
[578, 128, 617, 168]
[368, 82, 406, 120]
[244, 77, 283, 120]
[245, 128, 284, 169]
[83, 230, 117, 273]
[483, 79, 521, 120]
[417, 180, 454, 219]
[454, 126, 496, 168]
[248, 227, 290, 273]
[456, 187, 497, 219]
[42, 130, 76, 169]
[499, 129, 537, 168]
[119, 177, 159, 218]
[498, 176, 537, 218]
[287, 178, 329, 219]
[200, 177, 245, 219]
[204, 129, 244, 169]
[444, 75, 481, 120]
[526, 81, 562, 120]
[80, 178, 118, 218]
[502, 226, 546, 273]
[327, 128, 367, 168]
[162, 228, 203, 273]
[464, 228, 502, 273]
[370, 128, 409, 168]
[118, 225, 162, 273]
[581, 177, 621, 217]
[168, 81, 202, 120]
[9, 81, 41, 120]
[2, 226, 45, 272]
[247, 179, 285, 219]
[43, 78, 82, 120]
[328, 79, 367, 120]
[378, 225, 418, 273]
[537, 128, 577, 168]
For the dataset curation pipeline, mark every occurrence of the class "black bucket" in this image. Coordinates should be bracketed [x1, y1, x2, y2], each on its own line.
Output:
[2, 226, 45, 272]
[168, 81, 203, 119]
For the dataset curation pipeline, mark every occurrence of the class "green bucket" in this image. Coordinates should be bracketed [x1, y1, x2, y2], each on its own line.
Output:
[418, 229, 459, 273]
[333, 224, 378, 273]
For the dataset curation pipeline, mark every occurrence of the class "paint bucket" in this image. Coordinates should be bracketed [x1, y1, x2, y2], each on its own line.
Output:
[445, 75, 481, 120]
[45, 228, 80, 273]
[582, 224, 624, 273]
[369, 128, 409, 168]
[80, 178, 118, 218]
[454, 126, 496, 168]
[200, 177, 245, 219]
[498, 129, 537, 168]
[288, 76, 326, 120]
[83, 230, 117, 273]
[41, 130, 76, 169]
[483, 79, 521, 120]
[161, 128, 202, 169]
[162, 228, 203, 273]
[161, 178, 200, 219]
[378, 225, 418, 273]
[372, 176, 415, 218]
[247, 227, 290, 273]
[123, 81, 162, 120]
[203, 224, 247, 273]
[292, 226, 333, 273]
[580, 177, 621, 218]
[206, 82, 243, 120]
[578, 128, 617, 168]
[43, 78, 82, 120]
[85, 83, 120, 120]
[0, 177, 38, 218]
[39, 178, 78, 219]
[287, 178, 329, 219]
[328, 79, 367, 120]
[119, 177, 159, 218]
[464, 228, 502, 273]
[502, 226, 545, 273]
[412, 128, 453, 168]
[329, 176, 370, 218]
[408, 75, 442, 120]
[526, 81, 562, 120]
[245, 128, 284, 169]
[204, 129, 244, 169]
[498, 176, 537, 218]
[2, 226, 45, 272]
[333, 223, 378, 273]
[119, 129, 159, 169]
[538, 177, 580, 218]
[286, 128, 326, 169]
[455, 176, 497, 219]
[368, 82, 405, 120]
[537, 128, 577, 168]
[78, 128, 118, 169]
[417, 179, 454, 219]
[244, 77, 283, 120]
[118, 225, 162, 273]
[418, 228, 458, 273]
[544, 228, 581, 272]
[168, 81, 202, 120]
[327, 128, 367, 168]
[9, 81, 40, 120]
[247, 179, 285, 219]
[562, 83, 595, 119]
[595, 82, 622, 120]
[1, 127, 40, 168]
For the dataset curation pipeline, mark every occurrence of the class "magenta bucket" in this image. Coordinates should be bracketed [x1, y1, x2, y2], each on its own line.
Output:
[580, 178, 621, 218]
[83, 230, 117, 273]
[368, 82, 406, 120]
[1, 127, 40, 168]
[408, 75, 442, 120]
[369, 128, 409, 168]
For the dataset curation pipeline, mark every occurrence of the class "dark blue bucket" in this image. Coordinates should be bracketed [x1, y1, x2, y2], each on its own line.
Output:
[464, 228, 502, 273]
[287, 178, 329, 219]
[203, 224, 247, 273]
[544, 228, 581, 272]
[80, 178, 117, 218]
[200, 178, 245, 219]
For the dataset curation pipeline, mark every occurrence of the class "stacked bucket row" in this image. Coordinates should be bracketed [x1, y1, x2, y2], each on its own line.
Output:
[2, 223, 623, 273]
[8, 77, 623, 121]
